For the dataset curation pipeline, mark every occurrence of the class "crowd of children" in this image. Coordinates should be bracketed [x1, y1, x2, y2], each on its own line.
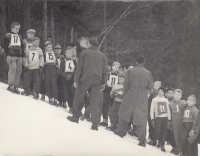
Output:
[2, 22, 200, 156]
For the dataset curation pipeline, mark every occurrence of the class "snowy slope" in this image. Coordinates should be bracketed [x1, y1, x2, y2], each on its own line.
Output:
[0, 82, 199, 156]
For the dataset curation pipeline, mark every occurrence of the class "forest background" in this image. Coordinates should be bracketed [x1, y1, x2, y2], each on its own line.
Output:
[0, 0, 200, 106]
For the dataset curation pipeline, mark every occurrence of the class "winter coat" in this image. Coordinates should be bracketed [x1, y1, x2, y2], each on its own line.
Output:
[118, 64, 153, 125]
[188, 110, 200, 144]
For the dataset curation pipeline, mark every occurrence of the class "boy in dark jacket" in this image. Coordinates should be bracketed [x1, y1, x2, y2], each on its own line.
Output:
[3, 22, 25, 94]
[60, 46, 77, 111]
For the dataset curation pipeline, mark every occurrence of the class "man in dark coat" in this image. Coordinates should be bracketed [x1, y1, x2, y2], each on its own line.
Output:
[115, 55, 153, 147]
[67, 37, 109, 131]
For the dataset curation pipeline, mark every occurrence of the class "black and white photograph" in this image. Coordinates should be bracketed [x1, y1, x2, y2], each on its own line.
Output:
[0, 0, 200, 156]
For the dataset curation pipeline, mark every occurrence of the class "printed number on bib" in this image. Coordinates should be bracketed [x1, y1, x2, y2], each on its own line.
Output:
[46, 52, 56, 63]
[184, 110, 190, 118]
[157, 102, 167, 115]
[29, 51, 38, 62]
[65, 60, 75, 72]
[107, 75, 118, 87]
[10, 34, 21, 46]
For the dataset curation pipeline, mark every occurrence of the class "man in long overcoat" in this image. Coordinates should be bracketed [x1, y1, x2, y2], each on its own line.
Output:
[116, 55, 153, 147]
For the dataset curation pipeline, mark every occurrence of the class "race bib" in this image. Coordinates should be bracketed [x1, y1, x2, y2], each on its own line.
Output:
[157, 102, 167, 115]
[45, 52, 56, 64]
[183, 110, 191, 118]
[10, 34, 21, 46]
[29, 50, 39, 62]
[65, 60, 75, 72]
[107, 75, 118, 87]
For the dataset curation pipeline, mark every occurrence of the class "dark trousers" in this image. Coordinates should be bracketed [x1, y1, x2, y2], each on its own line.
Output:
[40, 80, 45, 95]
[57, 76, 64, 102]
[148, 112, 155, 139]
[182, 122, 194, 155]
[118, 118, 146, 141]
[62, 78, 75, 108]
[152, 117, 168, 146]
[102, 86, 113, 120]
[186, 139, 199, 156]
[23, 69, 41, 94]
[44, 65, 58, 99]
[167, 129, 177, 148]
[172, 117, 183, 152]
[109, 101, 121, 124]
[73, 78, 102, 124]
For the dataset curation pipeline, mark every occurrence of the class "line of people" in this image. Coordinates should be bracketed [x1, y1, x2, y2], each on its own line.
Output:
[2, 22, 200, 156]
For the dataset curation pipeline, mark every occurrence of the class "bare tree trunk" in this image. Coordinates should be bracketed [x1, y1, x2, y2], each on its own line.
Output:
[64, 19, 67, 52]
[51, 4, 55, 49]
[23, 0, 31, 37]
[103, 1, 107, 53]
[70, 26, 74, 44]
[43, 0, 47, 48]
[0, 0, 6, 45]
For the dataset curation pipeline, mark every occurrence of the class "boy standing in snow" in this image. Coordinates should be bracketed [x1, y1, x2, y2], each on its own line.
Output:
[181, 95, 198, 156]
[106, 72, 125, 132]
[21, 29, 36, 95]
[3, 22, 25, 94]
[22, 37, 44, 99]
[148, 81, 161, 142]
[100, 61, 120, 127]
[54, 44, 65, 107]
[148, 86, 171, 152]
[60, 46, 77, 111]
[169, 89, 187, 155]
[43, 39, 59, 105]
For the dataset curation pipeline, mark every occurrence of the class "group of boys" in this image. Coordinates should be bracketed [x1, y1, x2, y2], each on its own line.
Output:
[147, 81, 199, 156]
[3, 22, 200, 156]
[3, 22, 77, 111]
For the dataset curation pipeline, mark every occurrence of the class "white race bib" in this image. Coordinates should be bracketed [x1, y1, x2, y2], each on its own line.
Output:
[45, 52, 56, 64]
[65, 60, 75, 72]
[107, 75, 118, 87]
[29, 50, 39, 62]
[10, 34, 21, 46]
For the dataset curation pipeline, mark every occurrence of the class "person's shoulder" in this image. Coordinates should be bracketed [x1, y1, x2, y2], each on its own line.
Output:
[193, 106, 198, 112]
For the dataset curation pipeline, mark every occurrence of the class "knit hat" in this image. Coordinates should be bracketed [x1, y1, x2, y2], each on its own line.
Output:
[65, 46, 74, 53]
[154, 81, 161, 87]
[188, 95, 196, 103]
[32, 37, 40, 42]
[55, 43, 61, 49]
[45, 38, 52, 46]
[174, 89, 183, 95]
[158, 86, 166, 94]
[118, 72, 125, 79]
[113, 61, 120, 67]
[27, 29, 36, 34]
[89, 38, 99, 46]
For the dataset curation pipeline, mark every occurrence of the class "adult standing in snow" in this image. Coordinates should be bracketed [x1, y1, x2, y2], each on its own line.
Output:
[67, 37, 109, 131]
[115, 55, 153, 147]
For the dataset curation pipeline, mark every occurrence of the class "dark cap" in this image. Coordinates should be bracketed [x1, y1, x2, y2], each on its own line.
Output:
[136, 55, 145, 64]
[89, 38, 99, 46]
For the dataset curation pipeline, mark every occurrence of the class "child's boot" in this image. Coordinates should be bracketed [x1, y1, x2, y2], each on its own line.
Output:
[99, 119, 108, 127]
[21, 90, 29, 96]
[161, 146, 166, 152]
[14, 86, 20, 94]
[106, 124, 117, 132]
[54, 99, 59, 107]
[41, 94, 45, 101]
[33, 93, 39, 100]
[49, 98, 54, 105]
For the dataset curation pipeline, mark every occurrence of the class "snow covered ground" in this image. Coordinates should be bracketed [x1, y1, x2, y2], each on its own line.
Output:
[0, 82, 199, 156]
